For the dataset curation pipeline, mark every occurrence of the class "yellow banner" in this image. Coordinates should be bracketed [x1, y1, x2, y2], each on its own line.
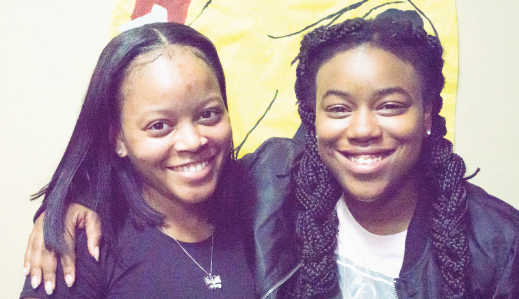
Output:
[110, 0, 458, 157]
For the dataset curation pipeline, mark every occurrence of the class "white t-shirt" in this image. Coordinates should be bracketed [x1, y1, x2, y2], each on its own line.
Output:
[335, 195, 406, 299]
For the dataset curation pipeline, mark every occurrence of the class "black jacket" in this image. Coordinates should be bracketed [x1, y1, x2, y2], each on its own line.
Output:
[238, 137, 519, 298]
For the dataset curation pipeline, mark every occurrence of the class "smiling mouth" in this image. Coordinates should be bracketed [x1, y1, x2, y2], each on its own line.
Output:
[172, 161, 209, 172]
[345, 153, 391, 165]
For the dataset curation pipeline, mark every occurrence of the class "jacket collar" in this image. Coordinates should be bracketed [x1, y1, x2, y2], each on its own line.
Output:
[400, 183, 432, 275]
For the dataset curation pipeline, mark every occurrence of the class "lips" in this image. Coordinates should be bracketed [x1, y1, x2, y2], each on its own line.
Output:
[170, 154, 216, 174]
[172, 161, 208, 172]
[340, 150, 394, 174]
[345, 153, 391, 165]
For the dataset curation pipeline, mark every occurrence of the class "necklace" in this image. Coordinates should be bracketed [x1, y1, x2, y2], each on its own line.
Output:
[161, 227, 222, 290]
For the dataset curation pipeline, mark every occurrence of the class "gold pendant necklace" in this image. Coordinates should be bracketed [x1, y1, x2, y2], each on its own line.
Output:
[161, 227, 222, 290]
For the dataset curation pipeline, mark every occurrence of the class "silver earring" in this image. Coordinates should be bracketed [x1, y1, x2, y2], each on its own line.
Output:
[426, 129, 431, 136]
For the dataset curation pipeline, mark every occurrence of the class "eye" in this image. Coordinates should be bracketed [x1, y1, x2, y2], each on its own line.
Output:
[325, 105, 352, 118]
[151, 122, 166, 131]
[147, 121, 172, 137]
[377, 102, 408, 116]
[380, 103, 403, 110]
[198, 108, 223, 125]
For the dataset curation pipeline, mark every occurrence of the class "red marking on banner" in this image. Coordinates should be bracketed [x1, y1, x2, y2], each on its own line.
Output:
[131, 0, 192, 24]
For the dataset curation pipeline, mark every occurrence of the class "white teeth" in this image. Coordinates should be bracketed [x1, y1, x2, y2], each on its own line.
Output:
[349, 155, 383, 164]
[175, 161, 209, 172]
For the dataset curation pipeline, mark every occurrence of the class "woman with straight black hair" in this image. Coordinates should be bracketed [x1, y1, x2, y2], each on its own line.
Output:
[23, 9, 519, 299]
[20, 22, 254, 298]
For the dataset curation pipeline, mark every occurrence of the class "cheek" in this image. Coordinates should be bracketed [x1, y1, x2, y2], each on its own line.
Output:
[382, 113, 425, 142]
[316, 141, 336, 177]
[125, 136, 170, 168]
[381, 116, 425, 171]
[315, 121, 342, 171]
[202, 116, 233, 152]
[316, 113, 347, 150]
[315, 113, 330, 158]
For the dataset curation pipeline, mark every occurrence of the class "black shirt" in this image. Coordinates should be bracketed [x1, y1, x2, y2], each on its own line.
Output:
[20, 216, 254, 299]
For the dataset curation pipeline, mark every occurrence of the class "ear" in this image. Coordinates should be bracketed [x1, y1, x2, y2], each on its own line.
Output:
[115, 130, 128, 157]
[423, 101, 433, 136]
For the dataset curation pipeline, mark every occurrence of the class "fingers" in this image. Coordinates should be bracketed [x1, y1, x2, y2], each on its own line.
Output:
[23, 223, 35, 277]
[60, 255, 76, 288]
[31, 271, 42, 290]
[61, 216, 77, 288]
[67, 203, 102, 261]
[85, 209, 102, 262]
[60, 203, 102, 287]
[24, 213, 44, 289]
[23, 204, 102, 292]
[23, 213, 59, 294]
[41, 248, 57, 295]
[24, 213, 45, 276]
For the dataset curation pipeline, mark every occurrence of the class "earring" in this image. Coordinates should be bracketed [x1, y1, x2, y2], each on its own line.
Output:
[117, 149, 123, 156]
[426, 129, 431, 136]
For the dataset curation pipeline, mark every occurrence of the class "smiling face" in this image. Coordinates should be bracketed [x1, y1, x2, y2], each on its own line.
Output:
[116, 46, 232, 209]
[315, 45, 431, 203]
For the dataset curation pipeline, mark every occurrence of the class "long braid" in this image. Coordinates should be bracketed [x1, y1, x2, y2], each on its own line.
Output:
[291, 19, 366, 298]
[423, 31, 470, 299]
[293, 10, 470, 298]
[293, 98, 343, 298]
[425, 135, 469, 298]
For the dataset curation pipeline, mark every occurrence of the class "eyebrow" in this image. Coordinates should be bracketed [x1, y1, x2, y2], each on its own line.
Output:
[321, 87, 411, 100]
[373, 87, 411, 99]
[321, 90, 350, 100]
[139, 96, 224, 117]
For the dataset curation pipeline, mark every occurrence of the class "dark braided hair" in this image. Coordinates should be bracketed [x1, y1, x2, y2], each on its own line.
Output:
[292, 9, 469, 299]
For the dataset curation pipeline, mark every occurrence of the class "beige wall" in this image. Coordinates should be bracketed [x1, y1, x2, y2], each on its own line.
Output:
[455, 0, 519, 207]
[0, 1, 114, 296]
[0, 0, 518, 297]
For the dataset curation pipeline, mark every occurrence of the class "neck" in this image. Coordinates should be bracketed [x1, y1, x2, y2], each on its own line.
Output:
[344, 177, 420, 236]
[144, 188, 215, 243]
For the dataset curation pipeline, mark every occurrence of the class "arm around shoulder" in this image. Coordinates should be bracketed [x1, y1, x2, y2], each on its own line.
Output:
[21, 230, 105, 299]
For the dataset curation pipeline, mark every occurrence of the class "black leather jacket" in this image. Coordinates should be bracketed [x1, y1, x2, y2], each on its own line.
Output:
[237, 137, 519, 298]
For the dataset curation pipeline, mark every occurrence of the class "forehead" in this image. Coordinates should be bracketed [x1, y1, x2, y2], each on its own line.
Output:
[120, 46, 214, 98]
[315, 45, 421, 95]
[126, 46, 205, 80]
[117, 47, 223, 121]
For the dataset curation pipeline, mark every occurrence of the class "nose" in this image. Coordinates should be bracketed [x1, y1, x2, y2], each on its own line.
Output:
[173, 123, 208, 152]
[346, 108, 382, 143]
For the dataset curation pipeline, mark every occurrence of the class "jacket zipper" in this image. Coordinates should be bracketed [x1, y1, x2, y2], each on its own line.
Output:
[261, 262, 302, 299]
[393, 278, 399, 299]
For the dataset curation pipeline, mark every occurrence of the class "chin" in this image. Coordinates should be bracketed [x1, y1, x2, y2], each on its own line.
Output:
[178, 182, 219, 204]
[345, 190, 385, 204]
[341, 179, 393, 204]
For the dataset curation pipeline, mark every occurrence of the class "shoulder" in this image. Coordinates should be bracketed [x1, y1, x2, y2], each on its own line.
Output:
[465, 182, 519, 230]
[236, 138, 302, 295]
[237, 137, 304, 176]
[465, 182, 519, 290]
[20, 230, 108, 299]
[465, 182, 519, 255]
[71, 220, 166, 291]
[235, 137, 302, 202]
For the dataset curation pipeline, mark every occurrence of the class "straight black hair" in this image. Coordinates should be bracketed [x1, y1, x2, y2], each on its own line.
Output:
[32, 22, 228, 253]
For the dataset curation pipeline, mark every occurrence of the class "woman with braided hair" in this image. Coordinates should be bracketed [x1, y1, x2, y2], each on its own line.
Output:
[288, 8, 519, 298]
[22, 9, 519, 299]
[291, 9, 469, 298]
